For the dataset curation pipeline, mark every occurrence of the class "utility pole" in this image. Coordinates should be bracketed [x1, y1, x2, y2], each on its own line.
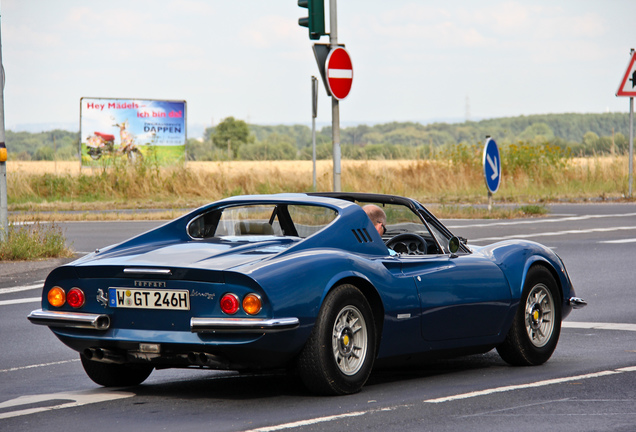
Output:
[0, 10, 8, 242]
[329, 0, 341, 191]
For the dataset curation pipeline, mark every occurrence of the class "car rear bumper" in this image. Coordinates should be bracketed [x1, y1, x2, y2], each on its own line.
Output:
[190, 317, 300, 333]
[28, 309, 111, 330]
[28, 309, 300, 334]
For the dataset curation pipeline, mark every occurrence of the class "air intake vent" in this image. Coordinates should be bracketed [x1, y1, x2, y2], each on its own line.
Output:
[352, 228, 373, 243]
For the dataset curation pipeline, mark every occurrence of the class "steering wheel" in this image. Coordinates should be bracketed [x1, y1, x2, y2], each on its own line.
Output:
[386, 233, 428, 255]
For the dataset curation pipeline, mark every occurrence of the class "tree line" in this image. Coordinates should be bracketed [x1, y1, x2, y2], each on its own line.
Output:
[6, 112, 631, 161]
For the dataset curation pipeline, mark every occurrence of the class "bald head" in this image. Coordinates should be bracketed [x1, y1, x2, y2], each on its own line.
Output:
[362, 204, 387, 235]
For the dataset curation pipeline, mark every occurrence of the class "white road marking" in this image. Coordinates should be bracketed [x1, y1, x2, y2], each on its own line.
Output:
[0, 283, 43, 295]
[244, 365, 636, 431]
[600, 238, 636, 244]
[424, 370, 621, 404]
[0, 359, 80, 374]
[469, 226, 636, 243]
[244, 411, 368, 432]
[0, 389, 134, 420]
[563, 321, 636, 332]
[0, 297, 40, 306]
[446, 212, 636, 229]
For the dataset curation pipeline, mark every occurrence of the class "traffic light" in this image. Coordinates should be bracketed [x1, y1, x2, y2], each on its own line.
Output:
[298, 0, 325, 40]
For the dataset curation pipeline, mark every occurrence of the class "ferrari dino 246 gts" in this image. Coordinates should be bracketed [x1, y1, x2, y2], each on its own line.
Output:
[29, 193, 586, 395]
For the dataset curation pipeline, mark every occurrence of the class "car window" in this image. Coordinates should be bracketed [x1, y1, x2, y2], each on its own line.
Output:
[287, 205, 338, 237]
[187, 204, 337, 240]
[357, 201, 446, 254]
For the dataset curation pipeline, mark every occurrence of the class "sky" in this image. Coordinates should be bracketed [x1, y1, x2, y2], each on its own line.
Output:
[2, 0, 635, 137]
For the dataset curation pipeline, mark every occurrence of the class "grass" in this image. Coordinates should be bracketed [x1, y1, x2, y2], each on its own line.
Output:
[0, 223, 74, 261]
[5, 154, 633, 221]
[2, 150, 629, 260]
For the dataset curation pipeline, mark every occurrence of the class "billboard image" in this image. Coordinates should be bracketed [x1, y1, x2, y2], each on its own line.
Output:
[80, 97, 186, 166]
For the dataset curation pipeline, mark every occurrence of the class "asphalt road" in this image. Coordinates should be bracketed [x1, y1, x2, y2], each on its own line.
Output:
[1, 203, 635, 432]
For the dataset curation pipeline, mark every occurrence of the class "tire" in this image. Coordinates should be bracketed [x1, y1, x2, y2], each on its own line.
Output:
[497, 266, 562, 366]
[297, 284, 376, 395]
[80, 354, 153, 387]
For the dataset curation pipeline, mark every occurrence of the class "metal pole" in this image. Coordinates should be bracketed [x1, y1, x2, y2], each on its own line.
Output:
[0, 11, 7, 243]
[629, 96, 634, 198]
[329, 0, 341, 191]
[311, 76, 318, 191]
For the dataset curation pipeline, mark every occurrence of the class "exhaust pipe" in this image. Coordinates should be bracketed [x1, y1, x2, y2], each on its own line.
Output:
[187, 352, 230, 369]
[83, 347, 126, 364]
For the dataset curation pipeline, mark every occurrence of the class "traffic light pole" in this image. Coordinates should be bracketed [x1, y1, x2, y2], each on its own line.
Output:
[329, 0, 341, 191]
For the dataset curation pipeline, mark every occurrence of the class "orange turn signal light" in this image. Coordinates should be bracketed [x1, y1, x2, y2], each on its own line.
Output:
[48, 286, 66, 307]
[243, 293, 262, 315]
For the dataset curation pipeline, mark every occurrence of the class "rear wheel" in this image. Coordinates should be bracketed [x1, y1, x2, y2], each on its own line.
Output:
[497, 266, 562, 366]
[297, 284, 376, 395]
[80, 354, 153, 387]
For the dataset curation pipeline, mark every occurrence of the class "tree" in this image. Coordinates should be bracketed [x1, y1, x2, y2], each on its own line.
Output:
[212, 117, 253, 159]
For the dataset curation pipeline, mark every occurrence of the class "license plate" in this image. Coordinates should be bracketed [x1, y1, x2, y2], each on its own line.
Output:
[108, 288, 190, 310]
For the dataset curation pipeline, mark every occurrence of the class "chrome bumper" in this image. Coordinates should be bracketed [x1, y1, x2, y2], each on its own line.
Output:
[28, 309, 111, 330]
[190, 317, 299, 333]
[567, 297, 588, 309]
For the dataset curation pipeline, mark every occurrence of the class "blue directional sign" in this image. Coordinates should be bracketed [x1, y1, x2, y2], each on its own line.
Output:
[483, 137, 501, 193]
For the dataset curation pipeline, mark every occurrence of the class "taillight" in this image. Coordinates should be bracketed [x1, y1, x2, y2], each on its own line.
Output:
[67, 288, 86, 308]
[243, 293, 262, 315]
[220, 293, 240, 315]
[48, 286, 66, 307]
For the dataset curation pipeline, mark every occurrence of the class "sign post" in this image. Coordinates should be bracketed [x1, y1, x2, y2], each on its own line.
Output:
[301, 0, 351, 192]
[483, 137, 501, 212]
[616, 48, 636, 198]
[311, 76, 318, 191]
[328, 0, 341, 192]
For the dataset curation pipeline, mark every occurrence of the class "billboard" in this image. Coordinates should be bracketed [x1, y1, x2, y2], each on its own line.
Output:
[80, 97, 186, 166]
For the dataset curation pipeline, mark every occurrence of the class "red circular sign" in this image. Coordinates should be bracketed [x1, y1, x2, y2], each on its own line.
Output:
[326, 47, 353, 100]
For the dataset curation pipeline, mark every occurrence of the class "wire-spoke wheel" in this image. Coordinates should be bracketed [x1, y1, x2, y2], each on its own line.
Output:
[497, 266, 562, 366]
[332, 305, 368, 376]
[297, 284, 376, 395]
[524, 283, 555, 348]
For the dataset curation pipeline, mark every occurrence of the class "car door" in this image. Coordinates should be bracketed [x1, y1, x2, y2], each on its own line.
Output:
[400, 251, 511, 342]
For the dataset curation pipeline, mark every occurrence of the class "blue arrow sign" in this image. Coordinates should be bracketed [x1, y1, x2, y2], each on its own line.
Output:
[483, 138, 501, 193]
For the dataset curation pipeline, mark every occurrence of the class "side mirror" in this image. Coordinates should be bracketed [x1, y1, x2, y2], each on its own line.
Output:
[449, 236, 460, 255]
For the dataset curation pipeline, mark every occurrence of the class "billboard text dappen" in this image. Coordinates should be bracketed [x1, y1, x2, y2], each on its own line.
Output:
[80, 97, 186, 166]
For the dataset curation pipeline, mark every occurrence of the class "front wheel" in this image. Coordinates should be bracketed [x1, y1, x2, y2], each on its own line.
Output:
[497, 266, 562, 366]
[81, 354, 153, 387]
[297, 284, 376, 395]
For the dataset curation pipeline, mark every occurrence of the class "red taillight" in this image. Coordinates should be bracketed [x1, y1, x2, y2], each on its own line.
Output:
[67, 288, 85, 308]
[220, 293, 240, 315]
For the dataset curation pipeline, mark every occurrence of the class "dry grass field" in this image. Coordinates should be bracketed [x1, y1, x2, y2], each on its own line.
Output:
[5, 155, 633, 222]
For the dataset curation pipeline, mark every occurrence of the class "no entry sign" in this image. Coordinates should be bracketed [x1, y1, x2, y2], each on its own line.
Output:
[326, 47, 353, 100]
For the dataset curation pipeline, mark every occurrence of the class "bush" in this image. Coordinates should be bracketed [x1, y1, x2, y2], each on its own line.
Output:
[0, 223, 73, 260]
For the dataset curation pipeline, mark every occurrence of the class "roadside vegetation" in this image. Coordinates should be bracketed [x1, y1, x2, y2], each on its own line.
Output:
[0, 223, 74, 261]
[2, 112, 632, 260]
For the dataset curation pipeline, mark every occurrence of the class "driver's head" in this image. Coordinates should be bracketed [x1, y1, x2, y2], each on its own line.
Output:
[362, 204, 387, 236]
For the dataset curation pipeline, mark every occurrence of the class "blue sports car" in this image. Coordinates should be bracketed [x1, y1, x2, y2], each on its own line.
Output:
[28, 193, 586, 395]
